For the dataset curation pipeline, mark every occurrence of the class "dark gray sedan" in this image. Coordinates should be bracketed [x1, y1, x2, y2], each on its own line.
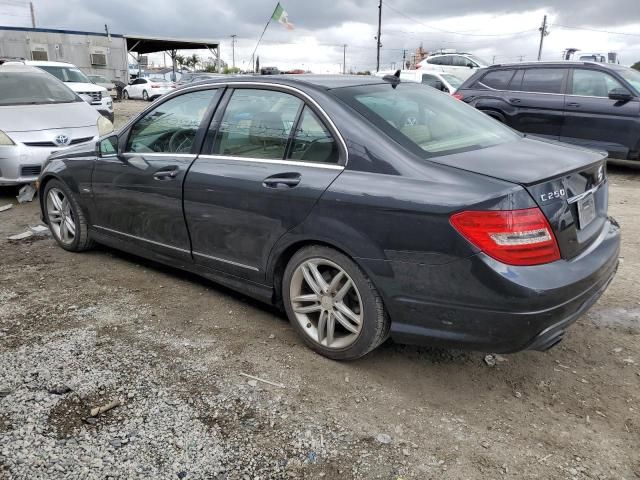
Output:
[38, 75, 620, 360]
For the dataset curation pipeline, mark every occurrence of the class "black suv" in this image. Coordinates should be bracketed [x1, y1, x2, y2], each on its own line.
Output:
[456, 62, 640, 160]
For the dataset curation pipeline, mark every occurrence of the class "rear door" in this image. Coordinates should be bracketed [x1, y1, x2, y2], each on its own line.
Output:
[183, 86, 345, 282]
[561, 67, 640, 158]
[90, 88, 222, 261]
[507, 67, 567, 140]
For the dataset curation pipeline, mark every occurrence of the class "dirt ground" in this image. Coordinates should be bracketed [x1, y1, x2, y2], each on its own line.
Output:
[0, 100, 639, 479]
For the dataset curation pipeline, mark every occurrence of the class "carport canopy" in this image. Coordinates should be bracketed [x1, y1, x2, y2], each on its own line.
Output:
[124, 35, 219, 55]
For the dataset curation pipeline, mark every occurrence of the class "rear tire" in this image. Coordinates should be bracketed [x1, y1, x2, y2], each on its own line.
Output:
[283, 245, 389, 360]
[43, 179, 94, 252]
[142, 90, 149, 101]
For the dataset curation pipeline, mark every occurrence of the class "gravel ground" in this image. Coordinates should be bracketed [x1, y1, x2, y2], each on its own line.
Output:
[0, 100, 639, 479]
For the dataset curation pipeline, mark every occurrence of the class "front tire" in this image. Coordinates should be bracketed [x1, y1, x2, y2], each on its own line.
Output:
[283, 245, 389, 360]
[123, 90, 129, 100]
[142, 90, 149, 101]
[43, 179, 93, 252]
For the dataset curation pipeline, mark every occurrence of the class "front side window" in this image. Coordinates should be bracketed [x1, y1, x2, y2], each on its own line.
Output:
[0, 71, 78, 106]
[334, 83, 519, 159]
[288, 107, 339, 164]
[520, 68, 566, 94]
[126, 89, 217, 153]
[571, 69, 625, 97]
[421, 74, 439, 88]
[452, 56, 473, 67]
[479, 70, 516, 90]
[213, 89, 302, 159]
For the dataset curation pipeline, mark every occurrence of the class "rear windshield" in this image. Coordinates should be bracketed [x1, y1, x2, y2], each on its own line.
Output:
[0, 71, 79, 106]
[37, 65, 91, 83]
[333, 82, 519, 158]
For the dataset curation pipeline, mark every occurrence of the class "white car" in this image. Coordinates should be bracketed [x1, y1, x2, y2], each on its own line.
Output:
[417, 53, 490, 81]
[8, 61, 115, 122]
[0, 65, 113, 185]
[376, 70, 463, 94]
[123, 77, 175, 101]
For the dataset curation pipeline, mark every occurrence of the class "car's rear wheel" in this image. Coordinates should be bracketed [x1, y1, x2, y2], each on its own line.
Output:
[142, 90, 149, 101]
[123, 90, 129, 100]
[283, 245, 389, 360]
[43, 179, 93, 252]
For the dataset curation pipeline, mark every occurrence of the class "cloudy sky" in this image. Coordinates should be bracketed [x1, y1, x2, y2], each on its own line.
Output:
[3, 0, 640, 72]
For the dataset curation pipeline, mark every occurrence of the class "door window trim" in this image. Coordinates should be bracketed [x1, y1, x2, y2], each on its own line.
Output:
[201, 82, 348, 166]
[197, 154, 344, 171]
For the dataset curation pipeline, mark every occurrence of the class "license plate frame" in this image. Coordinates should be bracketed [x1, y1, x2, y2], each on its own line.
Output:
[577, 193, 596, 229]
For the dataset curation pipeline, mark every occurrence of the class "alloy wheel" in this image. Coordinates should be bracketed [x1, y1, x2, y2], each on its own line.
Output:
[46, 187, 76, 246]
[289, 258, 363, 349]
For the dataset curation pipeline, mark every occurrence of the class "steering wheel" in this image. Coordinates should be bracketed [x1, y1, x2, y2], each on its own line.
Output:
[168, 129, 195, 153]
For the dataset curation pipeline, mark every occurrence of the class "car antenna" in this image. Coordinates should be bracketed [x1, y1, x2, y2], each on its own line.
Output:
[382, 69, 401, 88]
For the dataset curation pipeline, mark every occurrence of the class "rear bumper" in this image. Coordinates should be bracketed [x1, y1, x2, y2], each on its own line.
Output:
[363, 218, 620, 353]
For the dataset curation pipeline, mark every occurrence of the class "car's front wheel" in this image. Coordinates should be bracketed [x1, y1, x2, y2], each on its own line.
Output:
[283, 245, 390, 360]
[43, 179, 93, 252]
[142, 90, 149, 101]
[123, 90, 129, 100]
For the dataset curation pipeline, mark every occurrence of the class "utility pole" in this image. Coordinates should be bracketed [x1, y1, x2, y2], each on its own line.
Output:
[29, 2, 36, 28]
[376, 0, 382, 72]
[342, 44, 347, 74]
[537, 15, 548, 61]
[230, 34, 237, 69]
[402, 49, 406, 69]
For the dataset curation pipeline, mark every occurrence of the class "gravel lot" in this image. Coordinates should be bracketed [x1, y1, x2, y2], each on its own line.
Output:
[0, 100, 639, 479]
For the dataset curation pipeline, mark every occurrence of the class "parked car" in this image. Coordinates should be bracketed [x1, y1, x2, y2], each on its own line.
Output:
[375, 70, 463, 94]
[123, 77, 175, 101]
[38, 75, 619, 360]
[88, 74, 117, 99]
[0, 64, 113, 185]
[455, 61, 640, 160]
[417, 52, 490, 80]
[176, 72, 226, 87]
[4, 60, 114, 123]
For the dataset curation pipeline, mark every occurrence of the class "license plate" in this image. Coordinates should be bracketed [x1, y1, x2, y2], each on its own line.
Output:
[577, 193, 596, 229]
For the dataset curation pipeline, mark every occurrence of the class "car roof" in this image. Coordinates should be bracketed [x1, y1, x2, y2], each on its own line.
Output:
[24, 60, 74, 67]
[488, 60, 623, 70]
[188, 74, 386, 90]
[0, 64, 49, 74]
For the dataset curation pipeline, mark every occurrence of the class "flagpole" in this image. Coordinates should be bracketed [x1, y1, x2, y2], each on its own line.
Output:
[251, 3, 278, 73]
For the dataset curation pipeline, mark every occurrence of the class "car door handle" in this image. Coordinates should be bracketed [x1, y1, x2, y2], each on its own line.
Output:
[509, 98, 522, 104]
[566, 102, 581, 108]
[262, 173, 301, 189]
[153, 166, 180, 180]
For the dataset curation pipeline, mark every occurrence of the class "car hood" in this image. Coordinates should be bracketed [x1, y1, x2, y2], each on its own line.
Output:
[64, 82, 107, 93]
[430, 136, 606, 186]
[0, 102, 99, 132]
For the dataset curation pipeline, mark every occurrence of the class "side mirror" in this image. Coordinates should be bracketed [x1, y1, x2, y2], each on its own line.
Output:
[609, 88, 633, 102]
[434, 80, 444, 91]
[467, 63, 475, 68]
[98, 135, 119, 157]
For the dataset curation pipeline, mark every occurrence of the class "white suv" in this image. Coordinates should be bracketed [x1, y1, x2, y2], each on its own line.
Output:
[417, 53, 490, 81]
[20, 61, 114, 122]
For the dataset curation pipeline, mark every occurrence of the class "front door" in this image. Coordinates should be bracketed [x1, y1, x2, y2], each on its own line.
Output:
[90, 88, 221, 261]
[183, 87, 345, 282]
[508, 67, 567, 140]
[561, 68, 640, 159]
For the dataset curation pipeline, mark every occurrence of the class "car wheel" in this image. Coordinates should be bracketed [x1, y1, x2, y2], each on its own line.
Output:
[142, 90, 149, 101]
[43, 179, 93, 252]
[283, 245, 390, 360]
[123, 90, 129, 100]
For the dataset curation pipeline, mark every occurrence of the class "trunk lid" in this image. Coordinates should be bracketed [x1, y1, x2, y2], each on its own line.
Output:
[433, 137, 608, 259]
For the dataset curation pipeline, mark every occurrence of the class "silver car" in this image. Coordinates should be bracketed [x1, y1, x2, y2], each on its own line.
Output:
[0, 64, 114, 186]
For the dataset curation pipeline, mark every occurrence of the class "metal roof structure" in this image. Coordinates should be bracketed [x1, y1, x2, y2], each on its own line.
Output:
[123, 35, 219, 55]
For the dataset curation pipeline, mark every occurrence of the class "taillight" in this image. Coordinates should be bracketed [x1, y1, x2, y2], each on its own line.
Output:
[450, 208, 560, 266]
[452, 92, 464, 100]
[151, 84, 160, 88]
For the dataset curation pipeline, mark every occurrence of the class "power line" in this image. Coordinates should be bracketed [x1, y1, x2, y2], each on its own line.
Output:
[381, 0, 538, 37]
[553, 24, 640, 37]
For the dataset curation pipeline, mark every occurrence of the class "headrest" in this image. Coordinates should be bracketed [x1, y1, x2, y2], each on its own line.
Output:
[249, 112, 285, 146]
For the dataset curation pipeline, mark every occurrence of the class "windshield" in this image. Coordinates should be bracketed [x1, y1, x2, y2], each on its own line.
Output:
[441, 74, 463, 88]
[615, 67, 640, 94]
[467, 54, 489, 66]
[333, 82, 519, 158]
[37, 65, 91, 83]
[0, 71, 79, 106]
[89, 75, 109, 83]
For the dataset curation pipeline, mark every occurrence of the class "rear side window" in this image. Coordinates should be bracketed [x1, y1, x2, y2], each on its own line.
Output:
[479, 70, 515, 90]
[520, 68, 566, 94]
[288, 107, 339, 164]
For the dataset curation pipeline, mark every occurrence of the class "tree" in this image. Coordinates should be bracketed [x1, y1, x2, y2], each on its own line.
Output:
[174, 54, 187, 69]
[223, 66, 241, 74]
[632, 61, 640, 71]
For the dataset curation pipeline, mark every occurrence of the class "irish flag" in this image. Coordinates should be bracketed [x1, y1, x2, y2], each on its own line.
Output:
[272, 3, 294, 30]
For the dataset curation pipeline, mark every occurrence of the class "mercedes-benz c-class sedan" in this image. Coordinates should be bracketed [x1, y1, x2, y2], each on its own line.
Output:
[38, 75, 620, 360]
